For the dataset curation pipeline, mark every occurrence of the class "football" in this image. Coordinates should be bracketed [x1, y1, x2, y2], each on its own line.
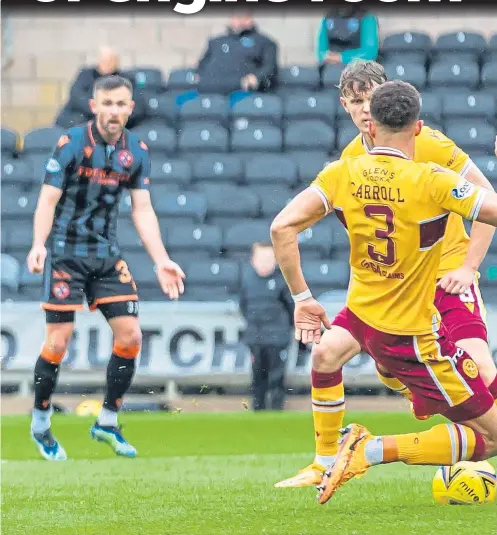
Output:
[432, 461, 497, 505]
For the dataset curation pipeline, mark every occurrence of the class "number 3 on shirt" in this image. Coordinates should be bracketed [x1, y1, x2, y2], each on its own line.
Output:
[364, 204, 396, 266]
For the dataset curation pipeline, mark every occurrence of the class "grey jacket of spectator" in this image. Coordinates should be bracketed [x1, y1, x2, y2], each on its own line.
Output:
[239, 265, 294, 347]
[196, 26, 278, 94]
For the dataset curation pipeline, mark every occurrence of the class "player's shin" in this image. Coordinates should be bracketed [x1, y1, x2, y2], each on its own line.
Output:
[99, 342, 140, 427]
[364, 423, 486, 466]
[312, 369, 344, 466]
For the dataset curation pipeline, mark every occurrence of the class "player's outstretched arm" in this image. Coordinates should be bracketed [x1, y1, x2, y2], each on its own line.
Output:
[475, 190, 497, 228]
[27, 185, 63, 274]
[438, 163, 496, 295]
[270, 188, 332, 344]
[130, 189, 185, 300]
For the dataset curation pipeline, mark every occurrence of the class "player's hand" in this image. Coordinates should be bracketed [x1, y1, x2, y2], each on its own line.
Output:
[437, 266, 475, 295]
[156, 259, 186, 300]
[27, 245, 47, 274]
[294, 298, 332, 345]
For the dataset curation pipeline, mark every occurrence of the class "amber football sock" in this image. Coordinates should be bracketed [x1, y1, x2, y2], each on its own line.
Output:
[376, 363, 412, 401]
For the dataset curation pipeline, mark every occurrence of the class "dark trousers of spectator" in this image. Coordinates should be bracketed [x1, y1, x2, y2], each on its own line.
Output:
[250, 345, 287, 411]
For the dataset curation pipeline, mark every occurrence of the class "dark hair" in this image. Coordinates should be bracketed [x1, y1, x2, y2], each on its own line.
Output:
[93, 75, 133, 96]
[338, 60, 387, 97]
[370, 80, 421, 131]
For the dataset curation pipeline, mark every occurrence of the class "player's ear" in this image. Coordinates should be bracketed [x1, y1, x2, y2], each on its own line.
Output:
[368, 120, 376, 139]
[339, 97, 350, 115]
[129, 100, 135, 113]
[89, 99, 97, 115]
[414, 120, 424, 136]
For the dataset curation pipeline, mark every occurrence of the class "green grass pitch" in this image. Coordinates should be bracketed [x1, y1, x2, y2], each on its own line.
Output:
[2, 410, 496, 535]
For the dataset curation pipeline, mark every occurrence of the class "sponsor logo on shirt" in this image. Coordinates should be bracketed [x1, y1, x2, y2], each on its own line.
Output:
[45, 158, 61, 173]
[451, 179, 474, 200]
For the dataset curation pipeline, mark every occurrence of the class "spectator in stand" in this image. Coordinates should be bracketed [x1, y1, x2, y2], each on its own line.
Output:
[315, 7, 379, 67]
[55, 46, 146, 129]
[193, 13, 278, 97]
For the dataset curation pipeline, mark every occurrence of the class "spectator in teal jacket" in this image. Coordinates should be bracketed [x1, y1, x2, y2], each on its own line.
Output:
[316, 8, 379, 66]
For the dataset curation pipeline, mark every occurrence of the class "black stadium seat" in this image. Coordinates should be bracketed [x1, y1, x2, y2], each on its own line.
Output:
[223, 220, 271, 256]
[184, 260, 240, 301]
[178, 123, 229, 153]
[321, 64, 343, 90]
[245, 154, 298, 187]
[179, 94, 229, 126]
[1, 128, 18, 155]
[442, 92, 496, 121]
[125, 67, 164, 92]
[258, 185, 294, 219]
[205, 186, 260, 229]
[150, 158, 192, 187]
[231, 94, 283, 126]
[24, 154, 49, 184]
[481, 61, 497, 89]
[151, 190, 207, 223]
[383, 61, 427, 90]
[434, 31, 486, 62]
[419, 92, 443, 124]
[131, 121, 177, 154]
[337, 123, 359, 153]
[283, 93, 336, 127]
[445, 120, 496, 155]
[231, 124, 282, 153]
[278, 65, 321, 93]
[284, 120, 335, 152]
[167, 68, 198, 91]
[192, 153, 244, 185]
[473, 156, 497, 182]
[116, 218, 144, 251]
[166, 224, 222, 258]
[297, 221, 333, 259]
[289, 151, 331, 184]
[1, 184, 40, 217]
[428, 60, 480, 90]
[144, 93, 177, 126]
[2, 218, 32, 252]
[1, 159, 33, 189]
[382, 31, 432, 56]
[302, 260, 350, 294]
[23, 126, 65, 155]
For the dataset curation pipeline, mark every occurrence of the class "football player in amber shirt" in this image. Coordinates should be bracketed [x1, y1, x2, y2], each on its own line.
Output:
[271, 81, 497, 504]
[274, 61, 496, 490]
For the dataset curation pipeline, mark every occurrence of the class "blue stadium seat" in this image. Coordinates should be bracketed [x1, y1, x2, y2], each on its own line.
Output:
[289, 151, 332, 185]
[258, 185, 295, 219]
[278, 65, 321, 93]
[382, 31, 432, 56]
[1, 128, 18, 155]
[383, 61, 427, 90]
[0, 254, 20, 292]
[192, 153, 244, 185]
[231, 94, 283, 126]
[302, 259, 350, 294]
[283, 92, 336, 127]
[419, 92, 443, 124]
[472, 156, 497, 182]
[23, 126, 65, 155]
[245, 154, 298, 187]
[337, 123, 359, 153]
[284, 120, 335, 152]
[166, 224, 222, 258]
[428, 60, 480, 90]
[178, 123, 229, 153]
[184, 260, 240, 301]
[322, 64, 344, 90]
[205, 186, 260, 229]
[2, 219, 32, 252]
[481, 61, 497, 89]
[1, 159, 33, 189]
[1, 184, 39, 217]
[167, 68, 198, 91]
[150, 158, 192, 187]
[130, 121, 177, 154]
[445, 120, 496, 156]
[144, 93, 177, 126]
[179, 94, 229, 126]
[231, 124, 282, 153]
[151, 190, 207, 223]
[442, 92, 496, 121]
[297, 221, 333, 260]
[125, 67, 165, 92]
[434, 31, 486, 62]
[382, 51, 427, 65]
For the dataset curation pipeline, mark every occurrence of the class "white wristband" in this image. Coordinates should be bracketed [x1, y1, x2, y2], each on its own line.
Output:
[292, 289, 313, 303]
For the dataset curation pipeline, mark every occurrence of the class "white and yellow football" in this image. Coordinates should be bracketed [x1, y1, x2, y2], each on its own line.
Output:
[432, 461, 496, 505]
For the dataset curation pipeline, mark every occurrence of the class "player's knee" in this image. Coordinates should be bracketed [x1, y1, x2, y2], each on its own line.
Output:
[311, 342, 341, 373]
[41, 336, 71, 364]
[114, 326, 142, 351]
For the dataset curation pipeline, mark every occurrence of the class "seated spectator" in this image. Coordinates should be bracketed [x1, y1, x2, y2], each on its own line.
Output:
[315, 7, 379, 66]
[195, 13, 278, 96]
[55, 46, 146, 129]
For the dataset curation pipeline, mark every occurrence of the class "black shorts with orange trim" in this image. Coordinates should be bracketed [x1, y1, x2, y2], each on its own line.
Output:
[42, 254, 138, 313]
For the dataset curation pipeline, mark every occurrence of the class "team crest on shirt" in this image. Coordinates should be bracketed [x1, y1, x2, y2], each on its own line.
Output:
[462, 358, 479, 379]
[45, 158, 61, 173]
[451, 179, 475, 200]
[52, 281, 70, 300]
[118, 150, 134, 168]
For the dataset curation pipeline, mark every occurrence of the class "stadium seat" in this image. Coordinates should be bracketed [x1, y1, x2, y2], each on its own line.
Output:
[178, 123, 229, 153]
[125, 67, 165, 92]
[445, 120, 496, 155]
[383, 61, 427, 90]
[205, 186, 260, 226]
[230, 124, 282, 153]
[166, 224, 222, 258]
[473, 156, 497, 182]
[284, 120, 335, 152]
[277, 65, 321, 93]
[321, 64, 344, 90]
[231, 94, 283, 126]
[419, 92, 443, 124]
[116, 219, 144, 251]
[144, 93, 178, 126]
[329, 215, 350, 252]
[382, 31, 432, 56]
[1, 184, 40, 217]
[24, 154, 50, 184]
[442, 92, 495, 121]
[479, 254, 497, 287]
[119, 191, 132, 217]
[337, 123, 359, 153]
[258, 185, 295, 219]
[150, 158, 192, 187]
[2, 219, 32, 252]
[297, 221, 333, 259]
[1, 128, 18, 155]
[434, 32, 486, 62]
[302, 260, 350, 294]
[122, 252, 157, 287]
[167, 68, 198, 91]
[18, 265, 43, 300]
[428, 60, 480, 90]
[289, 151, 332, 184]
[223, 220, 271, 257]
[179, 94, 229, 126]
[130, 121, 177, 154]
[150, 190, 207, 223]
[1, 159, 34, 189]
[0, 254, 20, 292]
[245, 154, 298, 187]
[192, 153, 244, 185]
[381, 51, 427, 65]
[481, 61, 497, 89]
[23, 126, 65, 155]
[283, 93, 336, 127]
[183, 260, 240, 301]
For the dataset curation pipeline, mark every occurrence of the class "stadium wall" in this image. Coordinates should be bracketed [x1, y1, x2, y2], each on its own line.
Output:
[2, 12, 497, 134]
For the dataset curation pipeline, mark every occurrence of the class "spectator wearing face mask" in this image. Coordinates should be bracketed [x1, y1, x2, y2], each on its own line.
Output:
[316, 8, 379, 66]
